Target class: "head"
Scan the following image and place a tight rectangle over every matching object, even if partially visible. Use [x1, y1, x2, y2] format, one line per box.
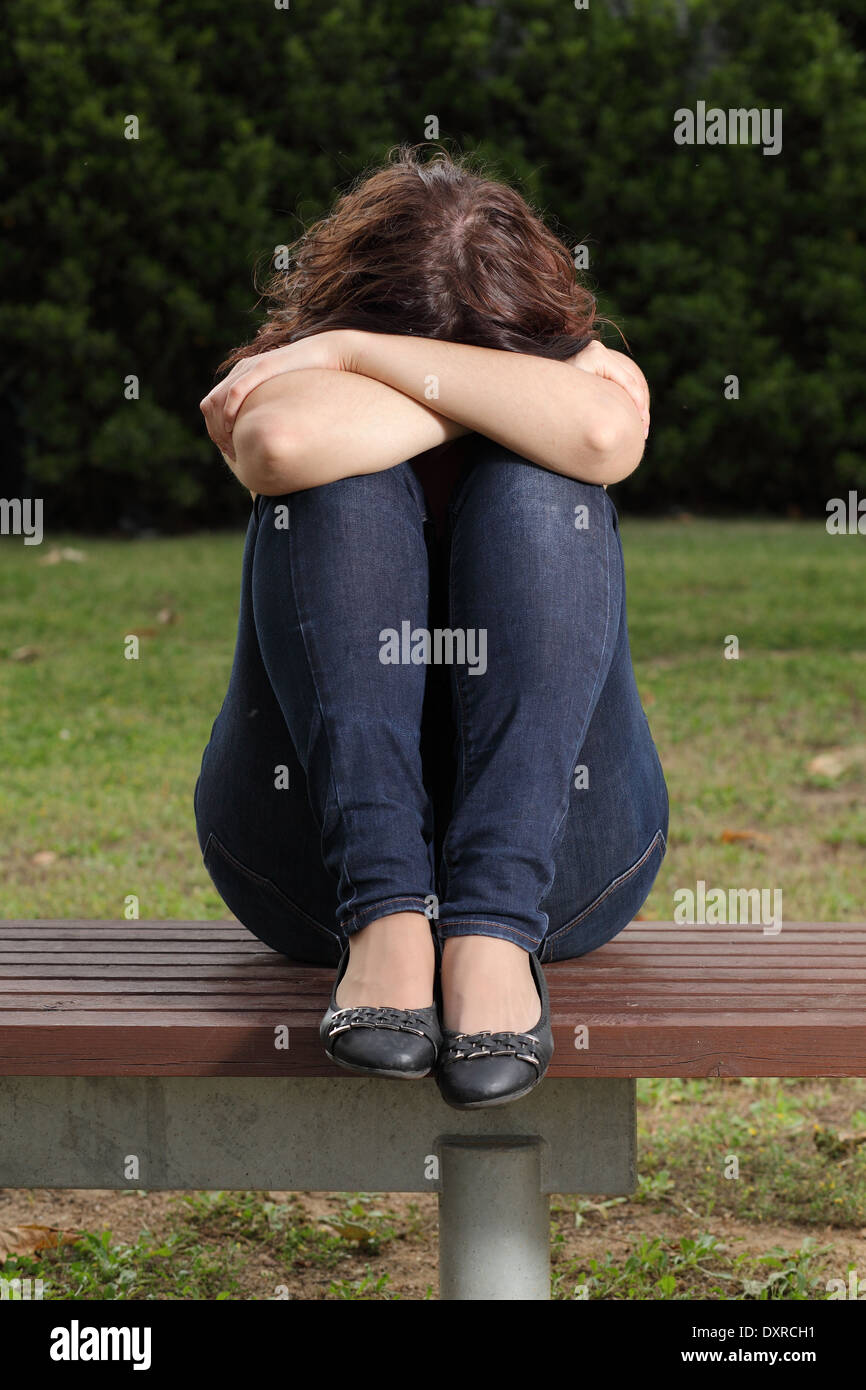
[219, 143, 602, 373]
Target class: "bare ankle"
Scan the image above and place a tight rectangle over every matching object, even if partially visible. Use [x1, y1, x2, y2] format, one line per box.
[440, 933, 538, 1034]
[337, 910, 435, 1010]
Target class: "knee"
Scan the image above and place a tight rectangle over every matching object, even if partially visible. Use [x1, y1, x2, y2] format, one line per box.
[260, 461, 423, 522]
[456, 447, 609, 537]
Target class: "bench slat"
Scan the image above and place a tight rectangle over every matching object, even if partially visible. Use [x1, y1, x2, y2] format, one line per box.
[1, 981, 862, 1001]
[0, 920, 864, 1078]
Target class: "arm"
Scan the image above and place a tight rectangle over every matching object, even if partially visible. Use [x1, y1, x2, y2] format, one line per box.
[230, 368, 471, 495]
[202, 328, 649, 493]
[343, 331, 647, 486]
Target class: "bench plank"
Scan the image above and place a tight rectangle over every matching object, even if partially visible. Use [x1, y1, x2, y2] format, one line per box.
[1, 920, 864, 1078]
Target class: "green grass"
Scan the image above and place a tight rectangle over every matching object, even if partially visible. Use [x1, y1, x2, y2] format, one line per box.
[551, 1233, 831, 1301]
[636, 1075, 866, 1227]
[1, 1181, 849, 1301]
[623, 518, 866, 921]
[0, 518, 863, 918]
[0, 531, 243, 917]
[0, 1190, 423, 1301]
[1, 518, 864, 1300]
[0, 1183, 847, 1301]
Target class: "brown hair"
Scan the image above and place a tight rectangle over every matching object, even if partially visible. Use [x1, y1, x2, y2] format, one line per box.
[217, 143, 602, 375]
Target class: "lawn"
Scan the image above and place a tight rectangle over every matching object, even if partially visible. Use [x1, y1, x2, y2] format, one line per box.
[1, 517, 863, 920]
[0, 516, 864, 1299]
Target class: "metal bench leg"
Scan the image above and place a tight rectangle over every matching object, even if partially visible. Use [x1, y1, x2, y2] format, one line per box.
[438, 1137, 549, 1300]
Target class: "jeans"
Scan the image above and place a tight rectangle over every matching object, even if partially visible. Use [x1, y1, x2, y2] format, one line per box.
[193, 436, 669, 968]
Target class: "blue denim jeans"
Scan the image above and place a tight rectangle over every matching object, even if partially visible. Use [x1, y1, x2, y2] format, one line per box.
[194, 437, 668, 967]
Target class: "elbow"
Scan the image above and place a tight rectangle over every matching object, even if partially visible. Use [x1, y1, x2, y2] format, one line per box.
[232, 415, 304, 495]
[585, 412, 646, 485]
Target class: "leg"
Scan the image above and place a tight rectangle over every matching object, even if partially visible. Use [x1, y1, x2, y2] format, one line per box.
[435, 442, 666, 1029]
[251, 464, 441, 1007]
[538, 511, 669, 961]
[194, 500, 344, 965]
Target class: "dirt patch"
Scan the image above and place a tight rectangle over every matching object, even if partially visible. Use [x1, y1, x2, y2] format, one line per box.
[2, 1186, 862, 1300]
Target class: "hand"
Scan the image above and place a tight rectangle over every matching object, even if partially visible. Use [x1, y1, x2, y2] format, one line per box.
[200, 329, 355, 461]
[569, 341, 650, 438]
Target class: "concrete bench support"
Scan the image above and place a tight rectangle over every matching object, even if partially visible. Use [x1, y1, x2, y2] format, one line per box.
[439, 1137, 549, 1300]
[0, 1076, 635, 1300]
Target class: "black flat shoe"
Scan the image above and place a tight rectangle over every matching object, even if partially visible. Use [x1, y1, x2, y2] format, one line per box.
[435, 949, 554, 1108]
[319, 932, 443, 1079]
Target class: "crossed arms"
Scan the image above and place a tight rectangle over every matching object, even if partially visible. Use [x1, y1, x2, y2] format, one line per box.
[200, 328, 650, 495]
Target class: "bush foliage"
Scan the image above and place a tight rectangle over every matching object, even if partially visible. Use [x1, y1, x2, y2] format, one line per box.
[2, 0, 864, 526]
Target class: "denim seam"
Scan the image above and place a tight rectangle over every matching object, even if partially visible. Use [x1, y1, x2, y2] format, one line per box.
[203, 829, 338, 941]
[342, 894, 432, 932]
[534, 495, 616, 919]
[450, 524, 473, 799]
[282, 495, 359, 916]
[401, 459, 431, 523]
[436, 917, 541, 947]
[439, 519, 471, 898]
[543, 828, 666, 945]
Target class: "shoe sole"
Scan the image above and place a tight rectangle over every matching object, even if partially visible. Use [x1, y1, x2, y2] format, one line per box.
[436, 1066, 550, 1109]
[325, 1049, 433, 1080]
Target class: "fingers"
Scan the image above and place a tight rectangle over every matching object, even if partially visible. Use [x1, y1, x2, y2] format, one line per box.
[199, 360, 254, 459]
[607, 364, 648, 432]
[573, 343, 651, 437]
[201, 351, 288, 450]
[605, 354, 650, 437]
[199, 390, 233, 460]
[223, 362, 266, 432]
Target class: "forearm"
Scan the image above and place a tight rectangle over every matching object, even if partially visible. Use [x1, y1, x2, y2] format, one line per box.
[345, 330, 645, 485]
[230, 368, 470, 494]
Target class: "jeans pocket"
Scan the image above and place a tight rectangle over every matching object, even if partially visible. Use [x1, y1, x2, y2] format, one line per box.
[202, 830, 342, 966]
[539, 828, 667, 963]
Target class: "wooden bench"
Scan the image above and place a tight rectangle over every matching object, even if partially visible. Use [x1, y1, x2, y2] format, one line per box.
[1, 919, 864, 1300]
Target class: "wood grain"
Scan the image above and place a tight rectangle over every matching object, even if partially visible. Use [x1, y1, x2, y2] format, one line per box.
[0, 920, 864, 1078]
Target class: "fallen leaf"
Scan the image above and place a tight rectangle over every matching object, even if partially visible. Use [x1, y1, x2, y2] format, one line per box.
[10, 646, 41, 663]
[31, 851, 57, 866]
[807, 746, 866, 779]
[0, 1224, 80, 1263]
[814, 1128, 866, 1159]
[320, 1220, 374, 1242]
[37, 546, 85, 566]
[720, 829, 772, 846]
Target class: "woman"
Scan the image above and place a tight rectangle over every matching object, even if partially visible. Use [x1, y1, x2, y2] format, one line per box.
[195, 144, 668, 1109]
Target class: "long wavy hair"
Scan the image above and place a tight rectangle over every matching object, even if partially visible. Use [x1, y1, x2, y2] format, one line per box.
[217, 143, 603, 375]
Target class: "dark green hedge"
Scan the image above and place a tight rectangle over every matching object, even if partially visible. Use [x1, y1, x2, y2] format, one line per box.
[2, 0, 864, 527]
